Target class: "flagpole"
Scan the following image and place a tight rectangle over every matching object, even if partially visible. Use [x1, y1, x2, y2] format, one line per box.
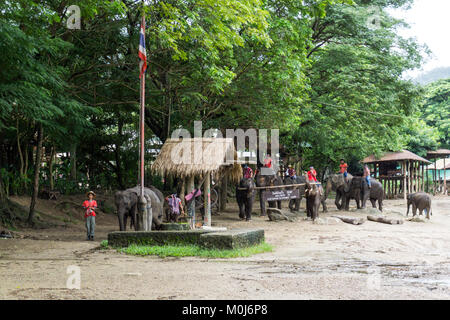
[138, 13, 147, 230]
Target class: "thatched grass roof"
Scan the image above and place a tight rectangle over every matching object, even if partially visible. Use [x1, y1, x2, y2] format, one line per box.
[362, 150, 431, 164]
[151, 138, 242, 183]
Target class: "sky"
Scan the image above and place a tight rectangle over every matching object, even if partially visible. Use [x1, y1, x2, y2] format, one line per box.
[387, 0, 450, 78]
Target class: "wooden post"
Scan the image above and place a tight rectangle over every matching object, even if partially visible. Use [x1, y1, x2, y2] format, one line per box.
[403, 160, 407, 202]
[444, 157, 447, 195]
[434, 158, 437, 195]
[421, 162, 424, 192]
[442, 157, 447, 195]
[187, 175, 195, 228]
[204, 172, 211, 227]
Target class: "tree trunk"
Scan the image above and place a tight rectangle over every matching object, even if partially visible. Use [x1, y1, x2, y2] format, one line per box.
[70, 143, 77, 181]
[219, 174, 228, 211]
[114, 117, 125, 189]
[49, 145, 56, 190]
[28, 123, 43, 225]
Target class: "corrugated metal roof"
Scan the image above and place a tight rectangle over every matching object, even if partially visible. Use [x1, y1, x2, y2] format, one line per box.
[362, 150, 431, 164]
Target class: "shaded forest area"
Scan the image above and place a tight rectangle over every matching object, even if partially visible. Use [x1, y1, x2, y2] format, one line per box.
[0, 0, 448, 225]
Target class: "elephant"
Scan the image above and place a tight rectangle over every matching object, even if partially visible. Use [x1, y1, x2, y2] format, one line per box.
[341, 176, 363, 211]
[114, 186, 164, 231]
[236, 178, 256, 221]
[306, 182, 321, 221]
[407, 192, 432, 219]
[361, 178, 384, 212]
[323, 173, 353, 211]
[255, 171, 284, 216]
[283, 175, 306, 212]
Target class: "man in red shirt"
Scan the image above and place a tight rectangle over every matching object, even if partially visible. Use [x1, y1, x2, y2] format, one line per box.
[307, 166, 318, 182]
[339, 159, 349, 181]
[82, 191, 97, 241]
[263, 154, 272, 168]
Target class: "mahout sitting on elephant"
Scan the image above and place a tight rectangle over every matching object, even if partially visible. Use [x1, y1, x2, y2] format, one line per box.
[407, 192, 432, 219]
[236, 177, 256, 221]
[114, 185, 164, 231]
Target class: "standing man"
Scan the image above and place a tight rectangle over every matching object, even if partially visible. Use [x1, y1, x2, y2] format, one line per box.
[339, 159, 348, 177]
[82, 191, 97, 241]
[363, 164, 372, 189]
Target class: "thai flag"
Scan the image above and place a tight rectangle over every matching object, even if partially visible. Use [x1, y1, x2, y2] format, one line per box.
[139, 16, 147, 79]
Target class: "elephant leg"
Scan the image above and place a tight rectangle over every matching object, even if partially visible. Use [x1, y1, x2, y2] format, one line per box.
[370, 199, 376, 208]
[413, 204, 417, 217]
[123, 214, 128, 231]
[238, 197, 245, 219]
[378, 199, 383, 212]
[246, 198, 253, 220]
[277, 200, 282, 210]
[259, 191, 266, 216]
[295, 198, 300, 211]
[335, 192, 341, 210]
[288, 199, 294, 211]
[128, 212, 134, 230]
[118, 215, 125, 231]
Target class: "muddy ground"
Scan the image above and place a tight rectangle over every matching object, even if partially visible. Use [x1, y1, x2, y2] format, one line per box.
[0, 193, 449, 300]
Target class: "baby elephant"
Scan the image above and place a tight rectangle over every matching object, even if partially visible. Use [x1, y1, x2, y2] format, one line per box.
[407, 192, 432, 219]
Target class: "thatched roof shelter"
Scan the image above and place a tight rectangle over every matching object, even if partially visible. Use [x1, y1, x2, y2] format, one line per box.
[151, 138, 242, 183]
[426, 149, 450, 159]
[362, 150, 431, 164]
[361, 150, 431, 200]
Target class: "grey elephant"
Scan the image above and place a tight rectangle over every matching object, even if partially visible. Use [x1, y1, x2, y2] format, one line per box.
[236, 178, 256, 221]
[341, 176, 363, 211]
[255, 171, 284, 216]
[407, 192, 432, 219]
[361, 178, 384, 212]
[306, 182, 321, 220]
[114, 186, 164, 231]
[283, 175, 306, 212]
[324, 173, 353, 210]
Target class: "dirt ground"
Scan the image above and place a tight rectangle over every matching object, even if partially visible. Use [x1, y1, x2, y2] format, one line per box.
[1, 193, 450, 300]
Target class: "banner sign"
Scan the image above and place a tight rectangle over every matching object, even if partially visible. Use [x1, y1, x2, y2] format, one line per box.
[262, 189, 300, 202]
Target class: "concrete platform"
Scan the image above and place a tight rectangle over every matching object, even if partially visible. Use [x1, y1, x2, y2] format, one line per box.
[107, 228, 264, 249]
[160, 223, 190, 231]
[199, 229, 265, 249]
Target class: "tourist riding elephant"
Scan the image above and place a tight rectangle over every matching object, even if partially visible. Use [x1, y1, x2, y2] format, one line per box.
[255, 171, 283, 216]
[361, 178, 384, 212]
[306, 182, 321, 221]
[407, 192, 432, 219]
[114, 186, 164, 231]
[324, 173, 353, 210]
[236, 178, 256, 221]
[284, 175, 307, 212]
[341, 176, 363, 211]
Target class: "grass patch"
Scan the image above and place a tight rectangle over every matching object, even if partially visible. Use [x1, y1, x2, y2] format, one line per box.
[100, 240, 109, 249]
[116, 242, 273, 259]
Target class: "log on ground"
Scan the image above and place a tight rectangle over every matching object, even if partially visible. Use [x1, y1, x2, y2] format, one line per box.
[332, 216, 366, 225]
[367, 215, 404, 225]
